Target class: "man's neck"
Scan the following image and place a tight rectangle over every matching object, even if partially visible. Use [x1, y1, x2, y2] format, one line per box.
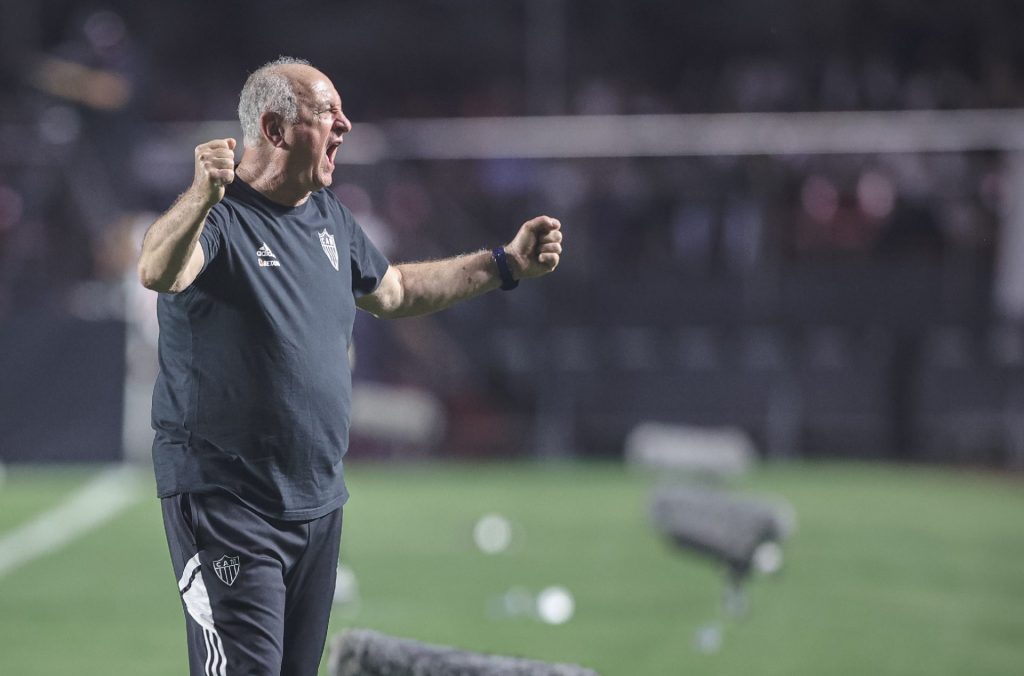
[236, 152, 311, 207]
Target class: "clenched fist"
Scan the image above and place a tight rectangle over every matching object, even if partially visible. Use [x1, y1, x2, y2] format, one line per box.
[193, 138, 237, 206]
[506, 215, 563, 279]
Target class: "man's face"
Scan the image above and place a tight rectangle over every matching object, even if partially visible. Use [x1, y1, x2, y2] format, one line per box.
[282, 68, 351, 192]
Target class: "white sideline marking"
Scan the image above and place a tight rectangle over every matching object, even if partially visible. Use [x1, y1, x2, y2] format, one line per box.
[0, 465, 144, 579]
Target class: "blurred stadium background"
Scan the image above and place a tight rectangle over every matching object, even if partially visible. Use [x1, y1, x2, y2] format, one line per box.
[1, 1, 1023, 674]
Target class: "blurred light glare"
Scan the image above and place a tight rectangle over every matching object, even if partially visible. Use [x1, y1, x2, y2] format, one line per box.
[857, 170, 896, 219]
[473, 513, 512, 554]
[536, 586, 575, 625]
[801, 174, 839, 223]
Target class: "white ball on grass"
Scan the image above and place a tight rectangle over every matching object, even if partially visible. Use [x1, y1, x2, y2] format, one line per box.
[473, 513, 513, 554]
[536, 586, 575, 625]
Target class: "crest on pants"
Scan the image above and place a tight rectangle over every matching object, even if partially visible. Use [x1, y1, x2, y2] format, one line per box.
[319, 229, 339, 271]
[212, 555, 240, 586]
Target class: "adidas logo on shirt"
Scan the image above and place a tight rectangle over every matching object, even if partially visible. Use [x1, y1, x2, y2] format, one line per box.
[257, 242, 281, 268]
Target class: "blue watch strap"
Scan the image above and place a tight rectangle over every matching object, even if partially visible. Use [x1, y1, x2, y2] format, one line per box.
[491, 247, 519, 291]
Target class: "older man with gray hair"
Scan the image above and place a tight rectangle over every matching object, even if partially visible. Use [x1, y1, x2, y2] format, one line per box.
[138, 56, 563, 675]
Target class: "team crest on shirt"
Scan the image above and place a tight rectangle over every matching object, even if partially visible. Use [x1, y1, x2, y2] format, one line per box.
[212, 555, 240, 586]
[318, 229, 339, 271]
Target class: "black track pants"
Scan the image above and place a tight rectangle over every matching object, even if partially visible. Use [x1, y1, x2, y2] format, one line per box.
[161, 491, 343, 676]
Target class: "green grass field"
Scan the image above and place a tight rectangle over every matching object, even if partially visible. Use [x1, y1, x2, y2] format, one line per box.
[0, 461, 1021, 675]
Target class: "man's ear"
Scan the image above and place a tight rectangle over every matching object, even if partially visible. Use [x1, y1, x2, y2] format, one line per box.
[260, 112, 286, 147]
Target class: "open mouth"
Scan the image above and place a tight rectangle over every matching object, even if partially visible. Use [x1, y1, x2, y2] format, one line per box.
[326, 140, 342, 166]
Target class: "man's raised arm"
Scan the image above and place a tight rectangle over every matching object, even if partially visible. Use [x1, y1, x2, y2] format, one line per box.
[137, 138, 236, 293]
[357, 215, 563, 319]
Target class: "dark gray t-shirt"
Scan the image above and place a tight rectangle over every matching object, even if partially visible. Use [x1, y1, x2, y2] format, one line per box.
[151, 178, 389, 520]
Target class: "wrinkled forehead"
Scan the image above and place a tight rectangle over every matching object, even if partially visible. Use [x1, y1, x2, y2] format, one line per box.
[282, 65, 341, 108]
[307, 79, 341, 107]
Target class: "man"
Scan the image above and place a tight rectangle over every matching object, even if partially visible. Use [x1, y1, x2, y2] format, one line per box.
[137, 56, 562, 676]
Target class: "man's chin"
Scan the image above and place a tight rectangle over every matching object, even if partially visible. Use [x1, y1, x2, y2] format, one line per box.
[312, 172, 334, 191]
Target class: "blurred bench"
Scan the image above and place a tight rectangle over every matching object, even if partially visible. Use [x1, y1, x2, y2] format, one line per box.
[329, 629, 599, 676]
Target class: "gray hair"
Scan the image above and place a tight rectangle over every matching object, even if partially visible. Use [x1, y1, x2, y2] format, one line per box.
[237, 56, 312, 147]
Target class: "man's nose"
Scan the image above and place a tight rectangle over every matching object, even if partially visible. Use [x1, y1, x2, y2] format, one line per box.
[335, 113, 352, 134]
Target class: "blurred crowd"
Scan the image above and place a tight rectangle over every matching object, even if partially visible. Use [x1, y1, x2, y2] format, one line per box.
[1, 0, 1021, 459]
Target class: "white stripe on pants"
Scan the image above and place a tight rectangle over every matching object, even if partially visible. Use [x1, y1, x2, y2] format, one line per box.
[179, 553, 228, 675]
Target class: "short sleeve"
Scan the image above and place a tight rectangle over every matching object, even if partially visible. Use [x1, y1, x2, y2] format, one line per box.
[344, 209, 390, 297]
[197, 204, 228, 274]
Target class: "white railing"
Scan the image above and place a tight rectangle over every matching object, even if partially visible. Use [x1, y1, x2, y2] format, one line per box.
[161, 108, 1024, 162]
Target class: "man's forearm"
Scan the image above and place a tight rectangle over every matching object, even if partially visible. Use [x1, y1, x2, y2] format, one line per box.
[385, 250, 503, 318]
[137, 188, 212, 292]
[139, 138, 236, 293]
[359, 215, 561, 319]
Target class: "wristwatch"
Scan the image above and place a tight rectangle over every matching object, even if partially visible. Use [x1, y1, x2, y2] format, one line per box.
[491, 247, 519, 291]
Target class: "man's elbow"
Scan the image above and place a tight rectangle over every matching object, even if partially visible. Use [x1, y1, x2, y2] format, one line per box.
[138, 261, 162, 291]
[363, 267, 407, 319]
[138, 261, 181, 294]
[358, 295, 402, 320]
